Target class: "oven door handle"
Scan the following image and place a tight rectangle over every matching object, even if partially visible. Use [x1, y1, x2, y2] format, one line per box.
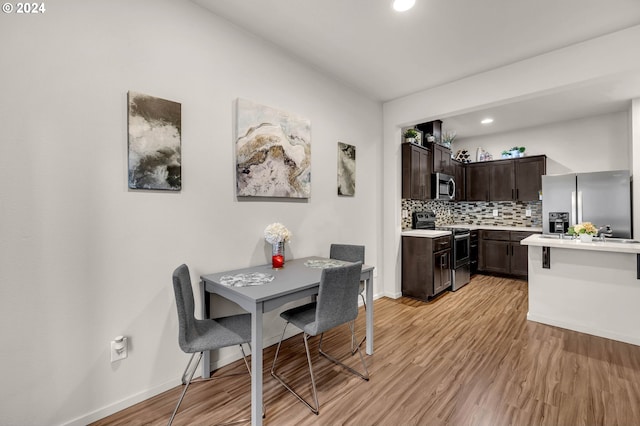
[454, 233, 471, 240]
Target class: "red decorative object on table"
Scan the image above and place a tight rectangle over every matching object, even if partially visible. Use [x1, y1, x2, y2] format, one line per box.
[272, 254, 284, 269]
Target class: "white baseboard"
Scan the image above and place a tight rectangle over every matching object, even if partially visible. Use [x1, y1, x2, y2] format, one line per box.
[63, 378, 181, 426]
[527, 312, 640, 347]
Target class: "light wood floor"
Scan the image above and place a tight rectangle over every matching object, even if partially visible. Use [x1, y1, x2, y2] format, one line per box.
[92, 274, 640, 425]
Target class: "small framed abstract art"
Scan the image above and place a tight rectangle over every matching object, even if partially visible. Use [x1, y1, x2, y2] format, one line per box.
[235, 98, 311, 198]
[337, 142, 355, 196]
[127, 91, 182, 190]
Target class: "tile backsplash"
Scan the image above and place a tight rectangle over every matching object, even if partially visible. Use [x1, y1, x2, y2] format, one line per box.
[401, 199, 542, 229]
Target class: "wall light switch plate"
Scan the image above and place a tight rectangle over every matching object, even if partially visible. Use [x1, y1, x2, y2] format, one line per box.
[526, 208, 532, 217]
[493, 209, 499, 217]
[402, 210, 409, 219]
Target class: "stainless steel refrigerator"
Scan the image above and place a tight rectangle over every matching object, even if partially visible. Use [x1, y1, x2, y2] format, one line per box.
[542, 170, 632, 238]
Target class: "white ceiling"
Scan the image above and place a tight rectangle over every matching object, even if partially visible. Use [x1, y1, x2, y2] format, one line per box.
[193, 0, 640, 138]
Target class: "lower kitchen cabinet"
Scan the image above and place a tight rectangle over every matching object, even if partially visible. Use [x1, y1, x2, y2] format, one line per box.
[470, 230, 479, 274]
[479, 230, 540, 276]
[402, 235, 452, 301]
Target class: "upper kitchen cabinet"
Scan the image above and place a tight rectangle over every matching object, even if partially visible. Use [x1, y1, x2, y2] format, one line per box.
[466, 162, 491, 201]
[465, 155, 546, 202]
[514, 155, 546, 201]
[402, 143, 432, 200]
[491, 160, 516, 200]
[431, 143, 453, 175]
[452, 159, 465, 200]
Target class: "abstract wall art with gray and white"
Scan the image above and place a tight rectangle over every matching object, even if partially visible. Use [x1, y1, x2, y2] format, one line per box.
[127, 91, 181, 190]
[337, 142, 356, 196]
[236, 98, 311, 198]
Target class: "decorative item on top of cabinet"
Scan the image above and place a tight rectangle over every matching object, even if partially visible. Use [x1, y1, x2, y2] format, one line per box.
[416, 120, 442, 145]
[454, 149, 471, 163]
[403, 128, 419, 144]
[441, 131, 456, 149]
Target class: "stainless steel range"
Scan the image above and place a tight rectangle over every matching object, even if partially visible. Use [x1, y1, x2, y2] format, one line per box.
[412, 211, 471, 291]
[435, 226, 471, 291]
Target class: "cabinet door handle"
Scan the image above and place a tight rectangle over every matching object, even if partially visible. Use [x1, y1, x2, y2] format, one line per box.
[516, 188, 519, 199]
[512, 188, 515, 199]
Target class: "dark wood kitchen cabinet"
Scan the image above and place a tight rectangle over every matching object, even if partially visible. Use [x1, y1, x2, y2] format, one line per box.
[431, 143, 452, 175]
[453, 159, 465, 200]
[402, 143, 431, 200]
[467, 160, 514, 201]
[491, 161, 516, 201]
[465, 155, 546, 202]
[402, 235, 451, 301]
[509, 231, 535, 276]
[469, 230, 479, 274]
[466, 162, 491, 201]
[514, 155, 546, 201]
[479, 230, 540, 276]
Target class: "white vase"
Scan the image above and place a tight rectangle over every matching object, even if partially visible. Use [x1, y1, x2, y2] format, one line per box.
[579, 234, 593, 242]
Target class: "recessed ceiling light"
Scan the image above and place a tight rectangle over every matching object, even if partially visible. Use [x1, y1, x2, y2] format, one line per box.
[393, 0, 415, 12]
[481, 118, 494, 124]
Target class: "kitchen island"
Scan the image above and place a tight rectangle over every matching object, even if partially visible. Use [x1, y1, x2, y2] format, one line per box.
[521, 234, 640, 346]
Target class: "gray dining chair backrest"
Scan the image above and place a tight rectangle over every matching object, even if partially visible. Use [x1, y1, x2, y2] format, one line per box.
[329, 244, 365, 264]
[173, 264, 196, 353]
[306, 262, 362, 336]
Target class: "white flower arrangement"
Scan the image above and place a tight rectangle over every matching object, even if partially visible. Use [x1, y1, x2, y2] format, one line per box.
[568, 222, 598, 236]
[264, 222, 291, 244]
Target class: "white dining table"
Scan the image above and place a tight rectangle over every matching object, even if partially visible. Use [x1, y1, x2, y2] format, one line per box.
[200, 256, 375, 426]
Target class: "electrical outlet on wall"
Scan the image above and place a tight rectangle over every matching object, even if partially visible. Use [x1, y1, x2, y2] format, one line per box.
[110, 336, 128, 363]
[526, 208, 532, 217]
[493, 209, 499, 217]
[402, 209, 409, 219]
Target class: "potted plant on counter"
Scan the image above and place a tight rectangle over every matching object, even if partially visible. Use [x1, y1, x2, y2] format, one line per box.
[568, 222, 598, 242]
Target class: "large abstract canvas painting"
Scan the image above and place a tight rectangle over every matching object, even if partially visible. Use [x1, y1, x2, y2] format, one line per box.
[337, 142, 356, 196]
[128, 91, 181, 190]
[236, 98, 311, 198]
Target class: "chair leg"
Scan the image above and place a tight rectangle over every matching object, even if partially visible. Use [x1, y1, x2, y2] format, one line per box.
[169, 352, 202, 426]
[271, 324, 320, 415]
[169, 346, 256, 426]
[350, 294, 367, 355]
[319, 324, 369, 382]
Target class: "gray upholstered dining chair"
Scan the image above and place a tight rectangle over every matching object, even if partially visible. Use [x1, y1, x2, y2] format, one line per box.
[270, 262, 369, 415]
[169, 264, 253, 426]
[329, 243, 366, 351]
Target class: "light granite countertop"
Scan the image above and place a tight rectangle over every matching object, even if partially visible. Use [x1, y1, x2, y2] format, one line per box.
[522, 234, 640, 254]
[447, 224, 542, 232]
[402, 224, 542, 234]
[401, 229, 451, 238]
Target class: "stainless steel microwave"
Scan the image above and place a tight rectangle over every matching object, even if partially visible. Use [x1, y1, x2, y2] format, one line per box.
[433, 172, 456, 200]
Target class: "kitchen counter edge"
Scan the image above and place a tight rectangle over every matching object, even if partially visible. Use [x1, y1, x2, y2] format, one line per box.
[521, 234, 640, 254]
[401, 230, 451, 238]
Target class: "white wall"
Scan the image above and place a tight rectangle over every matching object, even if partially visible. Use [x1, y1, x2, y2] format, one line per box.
[452, 110, 631, 174]
[0, 1, 382, 424]
[382, 25, 640, 299]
